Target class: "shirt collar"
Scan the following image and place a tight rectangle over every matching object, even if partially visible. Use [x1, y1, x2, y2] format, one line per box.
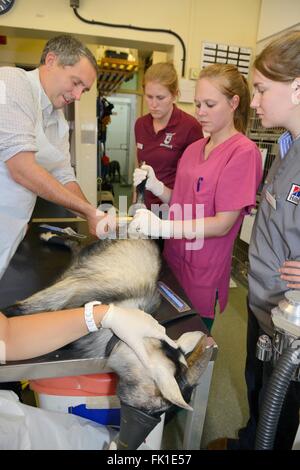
[277, 131, 300, 159]
[167, 104, 180, 128]
[28, 68, 68, 137]
[147, 104, 180, 132]
[30, 68, 54, 116]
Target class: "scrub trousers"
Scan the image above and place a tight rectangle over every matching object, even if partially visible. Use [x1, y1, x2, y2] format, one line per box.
[237, 302, 300, 450]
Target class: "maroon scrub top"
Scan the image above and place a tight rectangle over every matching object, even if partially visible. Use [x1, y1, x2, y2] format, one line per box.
[135, 105, 203, 209]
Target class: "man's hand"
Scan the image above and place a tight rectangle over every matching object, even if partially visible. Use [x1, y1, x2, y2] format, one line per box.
[133, 164, 164, 197]
[94, 207, 118, 238]
[101, 304, 178, 368]
[85, 207, 108, 237]
[279, 260, 300, 289]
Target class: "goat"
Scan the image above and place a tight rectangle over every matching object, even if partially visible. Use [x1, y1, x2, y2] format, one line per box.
[4, 237, 213, 448]
[4, 216, 213, 449]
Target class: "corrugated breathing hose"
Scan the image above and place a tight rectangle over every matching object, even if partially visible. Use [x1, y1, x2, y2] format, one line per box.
[255, 345, 300, 449]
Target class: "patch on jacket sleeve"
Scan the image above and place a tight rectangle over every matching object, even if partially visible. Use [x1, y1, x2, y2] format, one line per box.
[286, 183, 300, 205]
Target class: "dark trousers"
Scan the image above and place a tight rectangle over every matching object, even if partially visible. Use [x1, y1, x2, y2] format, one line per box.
[237, 302, 300, 449]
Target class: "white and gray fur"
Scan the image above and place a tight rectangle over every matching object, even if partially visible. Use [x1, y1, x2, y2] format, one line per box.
[5, 238, 213, 414]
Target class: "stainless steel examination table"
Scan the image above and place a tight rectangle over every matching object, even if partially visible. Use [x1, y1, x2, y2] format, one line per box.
[0, 219, 217, 450]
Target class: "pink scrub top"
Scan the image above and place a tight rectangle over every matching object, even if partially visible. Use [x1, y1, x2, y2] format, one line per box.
[163, 133, 262, 318]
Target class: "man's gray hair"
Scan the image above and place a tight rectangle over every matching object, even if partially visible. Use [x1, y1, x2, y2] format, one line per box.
[40, 35, 98, 73]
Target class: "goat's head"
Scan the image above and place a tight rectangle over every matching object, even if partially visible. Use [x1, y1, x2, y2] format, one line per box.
[107, 331, 215, 449]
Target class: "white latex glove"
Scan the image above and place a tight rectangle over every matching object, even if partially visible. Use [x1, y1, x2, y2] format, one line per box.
[133, 164, 164, 197]
[101, 304, 178, 368]
[128, 208, 174, 239]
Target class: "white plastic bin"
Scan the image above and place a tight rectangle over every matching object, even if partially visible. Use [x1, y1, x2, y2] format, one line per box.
[30, 373, 164, 450]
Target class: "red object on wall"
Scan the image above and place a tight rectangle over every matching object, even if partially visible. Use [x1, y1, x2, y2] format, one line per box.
[0, 36, 7, 45]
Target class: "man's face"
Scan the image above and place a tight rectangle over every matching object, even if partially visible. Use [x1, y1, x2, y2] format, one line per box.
[43, 53, 97, 109]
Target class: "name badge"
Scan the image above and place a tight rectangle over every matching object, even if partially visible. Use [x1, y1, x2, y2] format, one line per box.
[266, 190, 277, 210]
[137, 142, 143, 150]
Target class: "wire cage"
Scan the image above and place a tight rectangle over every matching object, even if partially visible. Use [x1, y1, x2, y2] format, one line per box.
[248, 110, 285, 188]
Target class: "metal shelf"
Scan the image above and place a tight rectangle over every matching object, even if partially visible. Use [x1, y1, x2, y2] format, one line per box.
[97, 57, 138, 95]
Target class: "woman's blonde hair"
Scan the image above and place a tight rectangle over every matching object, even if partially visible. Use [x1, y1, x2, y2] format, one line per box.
[143, 62, 179, 96]
[254, 30, 300, 82]
[199, 63, 250, 134]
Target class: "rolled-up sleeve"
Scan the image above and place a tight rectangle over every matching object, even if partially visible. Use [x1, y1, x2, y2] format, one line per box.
[0, 68, 38, 162]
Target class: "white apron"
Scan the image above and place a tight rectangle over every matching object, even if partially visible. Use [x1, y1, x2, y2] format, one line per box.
[0, 70, 69, 280]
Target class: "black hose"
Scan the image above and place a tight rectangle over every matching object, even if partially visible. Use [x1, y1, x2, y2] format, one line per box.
[255, 346, 300, 450]
[72, 7, 186, 77]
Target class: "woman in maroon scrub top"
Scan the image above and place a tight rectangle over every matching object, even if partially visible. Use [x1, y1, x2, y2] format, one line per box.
[134, 62, 203, 211]
[131, 64, 262, 330]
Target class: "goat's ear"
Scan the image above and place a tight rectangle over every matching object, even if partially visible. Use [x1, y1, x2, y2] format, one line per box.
[152, 366, 192, 411]
[176, 331, 205, 355]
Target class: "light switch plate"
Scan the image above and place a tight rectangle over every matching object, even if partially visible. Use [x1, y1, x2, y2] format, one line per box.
[189, 68, 201, 80]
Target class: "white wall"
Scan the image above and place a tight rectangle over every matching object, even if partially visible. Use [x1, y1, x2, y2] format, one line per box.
[0, 0, 262, 203]
[0, 37, 45, 65]
[0, 0, 261, 83]
[257, 0, 300, 43]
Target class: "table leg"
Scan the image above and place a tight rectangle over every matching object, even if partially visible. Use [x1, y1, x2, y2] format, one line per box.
[182, 361, 214, 450]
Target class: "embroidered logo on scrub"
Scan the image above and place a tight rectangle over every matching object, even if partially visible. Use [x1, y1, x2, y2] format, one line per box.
[286, 183, 300, 205]
[160, 132, 175, 149]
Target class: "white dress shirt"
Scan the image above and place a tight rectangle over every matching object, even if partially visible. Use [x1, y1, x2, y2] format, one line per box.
[0, 67, 76, 279]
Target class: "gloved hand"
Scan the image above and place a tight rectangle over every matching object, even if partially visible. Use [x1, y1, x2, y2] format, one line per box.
[101, 304, 178, 367]
[128, 208, 174, 239]
[133, 164, 164, 197]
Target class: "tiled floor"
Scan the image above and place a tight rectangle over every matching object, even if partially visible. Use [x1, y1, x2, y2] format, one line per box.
[200, 280, 249, 449]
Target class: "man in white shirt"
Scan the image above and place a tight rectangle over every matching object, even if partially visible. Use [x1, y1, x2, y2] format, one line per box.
[0, 35, 104, 279]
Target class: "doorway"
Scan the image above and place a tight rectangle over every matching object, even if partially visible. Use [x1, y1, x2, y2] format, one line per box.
[105, 94, 137, 185]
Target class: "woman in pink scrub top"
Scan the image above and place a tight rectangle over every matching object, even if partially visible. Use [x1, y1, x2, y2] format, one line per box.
[131, 64, 262, 330]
